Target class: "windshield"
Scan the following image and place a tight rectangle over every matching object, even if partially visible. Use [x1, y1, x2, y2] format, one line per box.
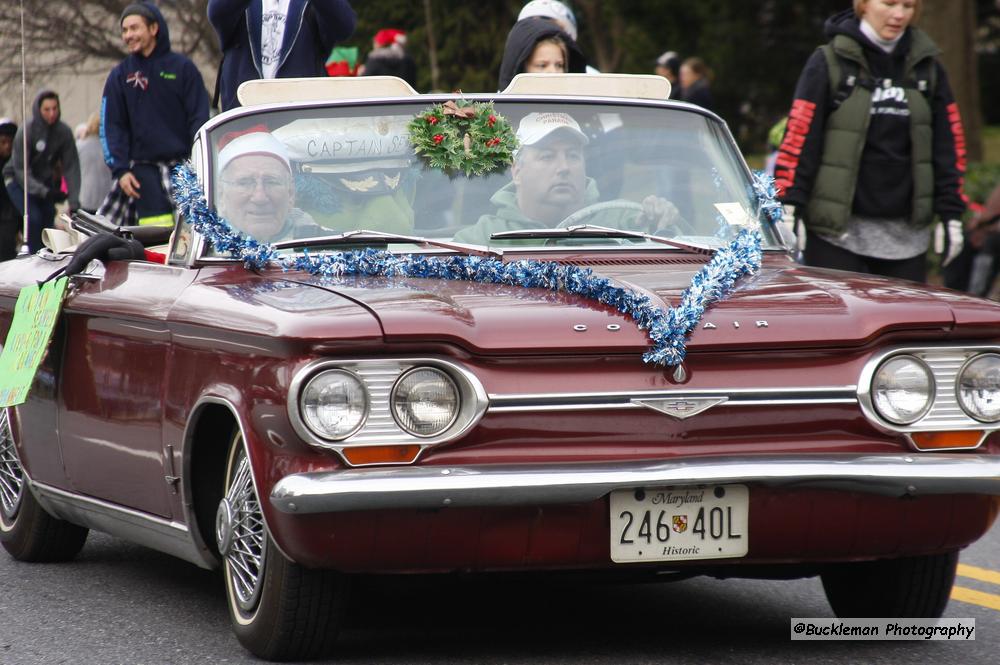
[201, 100, 779, 256]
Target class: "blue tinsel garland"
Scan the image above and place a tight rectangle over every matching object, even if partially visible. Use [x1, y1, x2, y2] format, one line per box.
[171, 163, 774, 367]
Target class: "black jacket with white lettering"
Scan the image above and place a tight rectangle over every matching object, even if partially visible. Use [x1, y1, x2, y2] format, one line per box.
[775, 10, 966, 222]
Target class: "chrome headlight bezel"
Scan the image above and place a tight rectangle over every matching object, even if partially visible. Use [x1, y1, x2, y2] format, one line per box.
[956, 353, 1000, 423]
[869, 354, 935, 425]
[857, 345, 1000, 450]
[288, 358, 489, 459]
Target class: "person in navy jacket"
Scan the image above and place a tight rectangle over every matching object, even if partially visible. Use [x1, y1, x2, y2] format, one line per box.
[208, 0, 357, 112]
[100, 3, 209, 227]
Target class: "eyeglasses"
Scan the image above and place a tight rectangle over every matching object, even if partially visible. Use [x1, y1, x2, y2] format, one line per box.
[221, 174, 290, 196]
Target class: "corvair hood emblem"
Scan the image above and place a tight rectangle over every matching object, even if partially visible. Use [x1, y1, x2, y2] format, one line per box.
[702, 320, 769, 329]
[631, 396, 728, 419]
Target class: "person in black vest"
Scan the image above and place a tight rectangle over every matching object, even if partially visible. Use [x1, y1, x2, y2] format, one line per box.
[775, 0, 966, 283]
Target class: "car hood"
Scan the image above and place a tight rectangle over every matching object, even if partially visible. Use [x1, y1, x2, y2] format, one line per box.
[279, 255, 1000, 355]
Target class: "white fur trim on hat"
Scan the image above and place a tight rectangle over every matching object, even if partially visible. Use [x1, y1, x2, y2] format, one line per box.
[218, 132, 291, 173]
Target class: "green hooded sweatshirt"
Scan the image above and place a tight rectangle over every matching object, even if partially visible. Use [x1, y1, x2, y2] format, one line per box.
[453, 179, 649, 246]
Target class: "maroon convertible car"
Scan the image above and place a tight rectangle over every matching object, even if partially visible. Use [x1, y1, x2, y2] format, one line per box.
[2, 75, 998, 660]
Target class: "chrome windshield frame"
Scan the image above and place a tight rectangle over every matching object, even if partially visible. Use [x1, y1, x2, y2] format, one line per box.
[187, 94, 778, 266]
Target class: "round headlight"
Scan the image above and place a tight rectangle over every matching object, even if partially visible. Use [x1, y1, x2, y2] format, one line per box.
[957, 353, 1000, 422]
[871, 355, 934, 425]
[391, 367, 459, 437]
[300, 370, 368, 440]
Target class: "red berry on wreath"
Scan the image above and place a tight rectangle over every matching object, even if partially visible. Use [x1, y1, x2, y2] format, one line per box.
[426, 115, 439, 125]
[433, 134, 445, 144]
[488, 115, 497, 127]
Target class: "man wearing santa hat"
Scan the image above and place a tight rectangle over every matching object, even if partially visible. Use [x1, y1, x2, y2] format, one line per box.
[215, 130, 319, 243]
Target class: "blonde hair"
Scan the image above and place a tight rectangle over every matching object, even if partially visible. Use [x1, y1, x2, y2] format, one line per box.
[85, 111, 101, 138]
[854, 0, 922, 22]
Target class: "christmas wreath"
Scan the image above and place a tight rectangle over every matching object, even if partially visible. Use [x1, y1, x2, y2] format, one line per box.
[407, 100, 518, 176]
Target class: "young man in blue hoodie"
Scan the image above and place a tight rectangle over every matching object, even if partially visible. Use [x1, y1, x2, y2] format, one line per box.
[100, 2, 209, 227]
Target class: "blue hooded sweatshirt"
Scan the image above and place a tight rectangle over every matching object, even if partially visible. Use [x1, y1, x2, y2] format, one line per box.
[100, 3, 210, 179]
[208, 0, 357, 111]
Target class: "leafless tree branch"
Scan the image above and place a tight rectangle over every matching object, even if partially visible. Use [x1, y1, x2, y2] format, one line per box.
[0, 1, 219, 90]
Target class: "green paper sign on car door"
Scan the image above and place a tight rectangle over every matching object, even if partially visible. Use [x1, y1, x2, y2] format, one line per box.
[0, 277, 68, 407]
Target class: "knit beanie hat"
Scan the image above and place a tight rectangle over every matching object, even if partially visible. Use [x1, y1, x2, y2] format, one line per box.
[120, 3, 157, 26]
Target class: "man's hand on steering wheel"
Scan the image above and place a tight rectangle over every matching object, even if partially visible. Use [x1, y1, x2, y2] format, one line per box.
[638, 195, 682, 233]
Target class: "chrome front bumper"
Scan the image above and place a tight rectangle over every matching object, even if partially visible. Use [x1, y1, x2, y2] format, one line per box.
[269, 453, 1000, 514]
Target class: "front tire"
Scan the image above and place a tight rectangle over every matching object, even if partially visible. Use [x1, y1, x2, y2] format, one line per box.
[0, 408, 89, 562]
[218, 431, 348, 661]
[821, 551, 959, 618]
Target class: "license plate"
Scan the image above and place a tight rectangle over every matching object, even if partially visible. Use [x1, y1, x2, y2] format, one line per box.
[610, 484, 749, 563]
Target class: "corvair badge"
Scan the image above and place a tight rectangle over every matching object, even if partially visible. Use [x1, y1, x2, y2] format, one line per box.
[631, 396, 728, 419]
[703, 320, 769, 329]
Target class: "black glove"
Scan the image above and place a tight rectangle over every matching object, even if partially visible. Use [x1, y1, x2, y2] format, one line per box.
[41, 233, 145, 283]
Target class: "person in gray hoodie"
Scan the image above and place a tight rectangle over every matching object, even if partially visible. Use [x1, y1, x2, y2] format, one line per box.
[76, 112, 112, 214]
[2, 90, 80, 253]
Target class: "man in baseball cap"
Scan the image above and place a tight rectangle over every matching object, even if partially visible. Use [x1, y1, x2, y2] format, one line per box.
[510, 112, 590, 225]
[453, 111, 681, 245]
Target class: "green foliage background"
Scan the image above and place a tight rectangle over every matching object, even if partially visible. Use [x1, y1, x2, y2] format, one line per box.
[347, 0, 846, 151]
[347, 1, 998, 159]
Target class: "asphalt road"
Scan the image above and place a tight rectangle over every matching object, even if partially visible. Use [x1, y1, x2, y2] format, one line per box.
[1, 522, 997, 664]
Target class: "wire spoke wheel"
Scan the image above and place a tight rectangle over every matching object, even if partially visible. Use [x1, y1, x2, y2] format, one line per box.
[218, 429, 349, 660]
[0, 408, 88, 560]
[219, 439, 267, 615]
[0, 409, 25, 524]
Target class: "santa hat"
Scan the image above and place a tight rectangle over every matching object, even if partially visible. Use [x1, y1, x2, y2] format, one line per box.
[217, 127, 290, 173]
[373, 29, 406, 48]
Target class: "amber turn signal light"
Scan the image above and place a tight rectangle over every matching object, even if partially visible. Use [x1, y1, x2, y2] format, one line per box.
[910, 431, 984, 450]
[342, 444, 422, 466]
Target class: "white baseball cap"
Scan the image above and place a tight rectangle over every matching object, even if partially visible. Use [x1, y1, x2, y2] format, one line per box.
[218, 131, 291, 173]
[516, 112, 589, 148]
[518, 0, 578, 41]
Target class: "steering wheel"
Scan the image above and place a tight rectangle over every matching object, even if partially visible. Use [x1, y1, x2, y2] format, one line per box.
[556, 200, 644, 228]
[555, 199, 697, 238]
